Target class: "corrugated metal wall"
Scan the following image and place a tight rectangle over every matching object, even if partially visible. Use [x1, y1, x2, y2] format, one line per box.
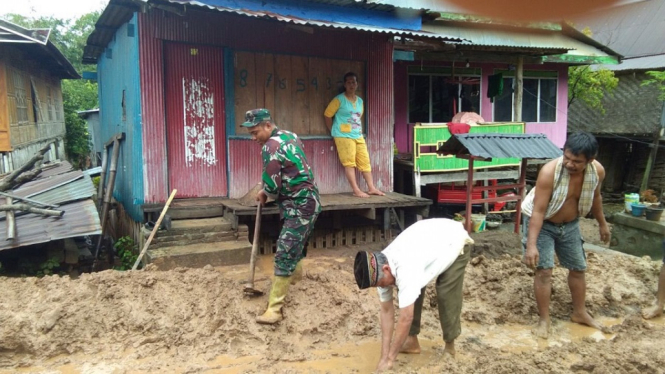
[97, 15, 144, 221]
[139, 9, 395, 201]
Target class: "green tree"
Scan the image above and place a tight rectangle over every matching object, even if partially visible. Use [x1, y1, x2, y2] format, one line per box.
[642, 71, 665, 101]
[566, 27, 619, 114]
[2, 11, 101, 168]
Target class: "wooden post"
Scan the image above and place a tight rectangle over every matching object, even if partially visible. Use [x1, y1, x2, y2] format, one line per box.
[97, 144, 108, 202]
[514, 56, 524, 122]
[640, 133, 660, 192]
[133, 189, 178, 270]
[465, 159, 474, 233]
[95, 138, 121, 260]
[414, 168, 422, 198]
[6, 197, 15, 241]
[515, 158, 528, 234]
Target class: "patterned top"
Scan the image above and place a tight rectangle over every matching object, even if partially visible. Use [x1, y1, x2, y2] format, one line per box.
[324, 93, 364, 139]
[262, 127, 321, 218]
[522, 156, 598, 219]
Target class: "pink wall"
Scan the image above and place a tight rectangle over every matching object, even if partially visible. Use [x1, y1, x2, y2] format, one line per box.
[393, 60, 569, 153]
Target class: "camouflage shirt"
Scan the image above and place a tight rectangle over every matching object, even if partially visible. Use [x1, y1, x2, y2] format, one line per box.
[262, 127, 321, 218]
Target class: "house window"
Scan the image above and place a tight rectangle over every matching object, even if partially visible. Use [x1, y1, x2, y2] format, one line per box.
[493, 72, 558, 123]
[10, 69, 29, 123]
[47, 86, 54, 121]
[408, 73, 481, 123]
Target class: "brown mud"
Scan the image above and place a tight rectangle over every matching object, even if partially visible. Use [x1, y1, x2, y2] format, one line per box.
[1, 218, 664, 373]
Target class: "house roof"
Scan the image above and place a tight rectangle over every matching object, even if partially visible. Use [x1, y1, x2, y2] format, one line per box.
[594, 54, 665, 72]
[568, 71, 665, 135]
[0, 162, 101, 251]
[83, 0, 466, 64]
[571, 0, 665, 60]
[437, 133, 562, 161]
[0, 19, 80, 79]
[422, 19, 621, 64]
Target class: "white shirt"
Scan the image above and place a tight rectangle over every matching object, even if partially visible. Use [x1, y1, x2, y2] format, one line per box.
[377, 218, 474, 309]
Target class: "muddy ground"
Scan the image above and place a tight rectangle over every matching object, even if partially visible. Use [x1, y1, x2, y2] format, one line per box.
[1, 217, 664, 373]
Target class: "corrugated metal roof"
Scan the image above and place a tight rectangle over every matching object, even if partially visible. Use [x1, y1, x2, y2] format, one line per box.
[161, 0, 464, 40]
[437, 133, 562, 160]
[0, 200, 101, 250]
[594, 54, 665, 71]
[37, 161, 74, 179]
[571, 0, 665, 59]
[12, 170, 85, 199]
[0, 19, 80, 79]
[568, 71, 664, 135]
[18, 174, 96, 206]
[423, 22, 619, 63]
[0, 165, 101, 251]
[83, 0, 465, 63]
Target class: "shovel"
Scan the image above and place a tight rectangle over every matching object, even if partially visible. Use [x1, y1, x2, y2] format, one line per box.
[243, 203, 264, 296]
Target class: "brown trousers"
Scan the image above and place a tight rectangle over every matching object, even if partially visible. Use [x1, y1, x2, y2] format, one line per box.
[409, 245, 471, 342]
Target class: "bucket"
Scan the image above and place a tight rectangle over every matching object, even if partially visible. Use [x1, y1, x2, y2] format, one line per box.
[645, 206, 664, 222]
[631, 203, 646, 217]
[471, 214, 486, 233]
[625, 193, 639, 213]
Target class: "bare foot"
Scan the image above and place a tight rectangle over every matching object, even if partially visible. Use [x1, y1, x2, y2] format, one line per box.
[642, 304, 664, 320]
[443, 341, 455, 358]
[531, 319, 551, 339]
[367, 188, 385, 196]
[400, 336, 421, 354]
[353, 190, 370, 198]
[571, 311, 611, 333]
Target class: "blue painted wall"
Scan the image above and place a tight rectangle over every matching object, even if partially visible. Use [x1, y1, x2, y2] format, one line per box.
[196, 0, 422, 30]
[97, 14, 144, 222]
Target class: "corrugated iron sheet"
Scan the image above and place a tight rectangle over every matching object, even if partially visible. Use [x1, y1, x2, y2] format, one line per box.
[161, 0, 462, 41]
[12, 170, 84, 199]
[19, 174, 95, 206]
[438, 133, 562, 160]
[84, 0, 465, 63]
[0, 199, 101, 250]
[571, 0, 665, 59]
[595, 54, 665, 71]
[37, 161, 73, 179]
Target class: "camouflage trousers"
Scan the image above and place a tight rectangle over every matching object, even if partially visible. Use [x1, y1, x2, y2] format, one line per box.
[274, 214, 319, 276]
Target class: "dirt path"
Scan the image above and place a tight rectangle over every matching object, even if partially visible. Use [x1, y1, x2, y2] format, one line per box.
[1, 223, 664, 373]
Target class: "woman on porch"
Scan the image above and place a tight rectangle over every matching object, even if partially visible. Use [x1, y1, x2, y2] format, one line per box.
[324, 72, 385, 198]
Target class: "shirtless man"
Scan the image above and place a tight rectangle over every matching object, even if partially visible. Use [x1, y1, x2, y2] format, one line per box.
[522, 132, 610, 338]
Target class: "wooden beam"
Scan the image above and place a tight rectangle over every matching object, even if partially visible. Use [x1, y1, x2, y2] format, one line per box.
[419, 170, 520, 185]
[514, 56, 524, 122]
[356, 208, 376, 221]
[640, 133, 660, 192]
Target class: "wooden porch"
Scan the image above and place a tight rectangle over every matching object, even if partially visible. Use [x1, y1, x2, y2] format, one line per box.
[143, 192, 431, 254]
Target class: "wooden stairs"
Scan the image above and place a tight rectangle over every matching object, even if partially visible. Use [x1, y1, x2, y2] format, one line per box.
[144, 217, 252, 270]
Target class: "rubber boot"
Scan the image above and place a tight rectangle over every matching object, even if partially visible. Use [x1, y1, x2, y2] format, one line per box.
[291, 262, 303, 285]
[256, 275, 291, 325]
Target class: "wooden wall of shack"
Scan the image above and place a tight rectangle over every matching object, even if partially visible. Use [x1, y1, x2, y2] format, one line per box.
[0, 45, 66, 173]
[595, 137, 665, 194]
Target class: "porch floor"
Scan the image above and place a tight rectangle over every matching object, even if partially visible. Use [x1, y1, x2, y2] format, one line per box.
[220, 191, 431, 217]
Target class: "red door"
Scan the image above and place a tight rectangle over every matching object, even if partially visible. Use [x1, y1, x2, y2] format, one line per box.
[164, 43, 227, 197]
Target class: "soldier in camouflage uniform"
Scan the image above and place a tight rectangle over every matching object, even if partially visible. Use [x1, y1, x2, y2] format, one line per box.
[241, 108, 321, 324]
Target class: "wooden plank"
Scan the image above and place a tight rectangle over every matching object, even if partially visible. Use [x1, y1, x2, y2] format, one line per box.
[234, 52, 257, 126]
[309, 57, 329, 135]
[344, 229, 354, 246]
[335, 230, 343, 247]
[274, 54, 292, 132]
[419, 170, 520, 185]
[290, 55, 310, 135]
[356, 208, 376, 220]
[254, 52, 268, 109]
[325, 232, 333, 248]
[0, 61, 9, 151]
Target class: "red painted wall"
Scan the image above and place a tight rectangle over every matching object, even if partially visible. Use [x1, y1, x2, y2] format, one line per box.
[139, 9, 394, 202]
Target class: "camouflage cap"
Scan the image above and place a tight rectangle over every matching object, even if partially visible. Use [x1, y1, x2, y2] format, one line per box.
[240, 108, 272, 127]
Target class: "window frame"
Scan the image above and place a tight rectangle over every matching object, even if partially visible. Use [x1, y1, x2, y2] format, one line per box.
[407, 67, 483, 123]
[491, 70, 559, 123]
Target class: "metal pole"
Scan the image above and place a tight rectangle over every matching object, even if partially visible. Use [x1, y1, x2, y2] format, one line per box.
[515, 159, 528, 234]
